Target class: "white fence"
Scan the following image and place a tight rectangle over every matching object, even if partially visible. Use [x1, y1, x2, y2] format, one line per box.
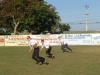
[0, 34, 100, 46]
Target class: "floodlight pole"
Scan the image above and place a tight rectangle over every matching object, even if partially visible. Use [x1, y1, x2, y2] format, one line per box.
[85, 5, 89, 31]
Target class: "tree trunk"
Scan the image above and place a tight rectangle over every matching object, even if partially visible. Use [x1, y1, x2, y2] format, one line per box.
[13, 21, 19, 35]
[12, 16, 19, 35]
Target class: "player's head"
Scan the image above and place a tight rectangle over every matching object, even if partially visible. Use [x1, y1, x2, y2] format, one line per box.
[41, 39, 44, 44]
[27, 36, 31, 40]
[58, 36, 62, 39]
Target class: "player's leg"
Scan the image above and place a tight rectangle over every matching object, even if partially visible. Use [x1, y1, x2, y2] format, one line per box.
[46, 48, 51, 57]
[65, 43, 73, 52]
[32, 49, 39, 63]
[61, 44, 66, 52]
[32, 49, 36, 60]
[47, 46, 55, 58]
[33, 48, 42, 64]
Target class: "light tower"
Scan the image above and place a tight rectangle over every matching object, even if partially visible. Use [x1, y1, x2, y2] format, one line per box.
[85, 5, 89, 31]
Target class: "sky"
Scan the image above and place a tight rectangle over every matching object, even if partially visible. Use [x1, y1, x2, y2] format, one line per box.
[44, 0, 100, 31]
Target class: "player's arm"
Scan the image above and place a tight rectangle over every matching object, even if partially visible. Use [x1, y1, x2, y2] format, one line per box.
[40, 45, 43, 51]
[29, 45, 33, 52]
[28, 41, 33, 52]
[57, 39, 61, 45]
[62, 40, 64, 45]
[60, 38, 64, 45]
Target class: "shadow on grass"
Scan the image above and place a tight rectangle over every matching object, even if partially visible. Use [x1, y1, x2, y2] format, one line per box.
[38, 56, 49, 65]
[63, 50, 74, 53]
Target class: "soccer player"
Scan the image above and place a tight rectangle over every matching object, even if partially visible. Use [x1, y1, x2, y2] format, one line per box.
[58, 36, 73, 53]
[27, 36, 43, 65]
[40, 39, 55, 59]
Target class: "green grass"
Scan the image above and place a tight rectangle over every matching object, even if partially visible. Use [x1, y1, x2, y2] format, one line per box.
[0, 46, 100, 75]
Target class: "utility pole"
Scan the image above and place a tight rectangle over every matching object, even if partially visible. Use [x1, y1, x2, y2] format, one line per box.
[85, 5, 89, 31]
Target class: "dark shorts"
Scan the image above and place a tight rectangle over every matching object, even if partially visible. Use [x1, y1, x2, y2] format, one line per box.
[32, 47, 39, 59]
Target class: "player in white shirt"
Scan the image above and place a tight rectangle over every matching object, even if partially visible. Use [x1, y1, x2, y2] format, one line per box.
[27, 36, 43, 65]
[58, 36, 73, 53]
[40, 39, 55, 59]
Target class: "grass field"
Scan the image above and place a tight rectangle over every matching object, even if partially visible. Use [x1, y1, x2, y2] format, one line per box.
[0, 46, 100, 75]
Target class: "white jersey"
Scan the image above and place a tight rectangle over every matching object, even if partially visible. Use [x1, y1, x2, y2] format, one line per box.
[41, 41, 50, 49]
[58, 38, 67, 45]
[29, 35, 36, 39]
[28, 39, 37, 49]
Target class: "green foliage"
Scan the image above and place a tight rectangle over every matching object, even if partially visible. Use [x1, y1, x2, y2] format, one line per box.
[59, 23, 71, 31]
[0, 0, 70, 34]
[52, 23, 71, 34]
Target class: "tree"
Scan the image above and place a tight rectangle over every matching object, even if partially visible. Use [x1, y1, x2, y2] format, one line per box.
[53, 23, 71, 34]
[0, 0, 70, 34]
[59, 23, 71, 31]
[26, 1, 60, 34]
[0, 0, 26, 34]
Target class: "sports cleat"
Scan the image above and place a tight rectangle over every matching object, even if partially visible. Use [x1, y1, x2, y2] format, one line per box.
[52, 55, 55, 59]
[71, 50, 74, 53]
